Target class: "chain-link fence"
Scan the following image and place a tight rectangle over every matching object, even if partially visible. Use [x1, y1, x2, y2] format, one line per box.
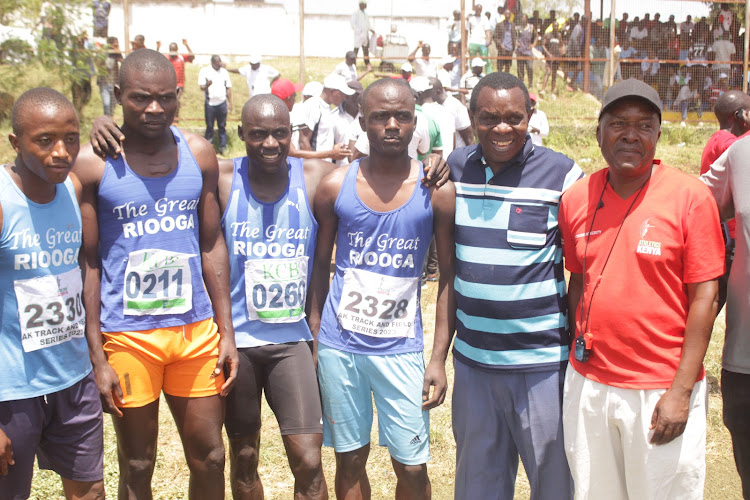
[455, 1, 747, 122]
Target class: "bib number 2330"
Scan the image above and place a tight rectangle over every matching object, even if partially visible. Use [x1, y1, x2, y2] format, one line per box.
[337, 268, 418, 338]
[14, 268, 85, 352]
[123, 249, 194, 316]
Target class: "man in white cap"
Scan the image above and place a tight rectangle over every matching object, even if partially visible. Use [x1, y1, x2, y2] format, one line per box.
[460, 58, 486, 104]
[228, 55, 281, 98]
[430, 77, 474, 148]
[333, 51, 371, 83]
[351, 1, 372, 71]
[437, 57, 461, 94]
[296, 74, 355, 162]
[375, 62, 414, 81]
[302, 81, 323, 101]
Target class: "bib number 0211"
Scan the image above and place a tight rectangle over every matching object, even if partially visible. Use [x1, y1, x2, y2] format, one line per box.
[123, 249, 194, 316]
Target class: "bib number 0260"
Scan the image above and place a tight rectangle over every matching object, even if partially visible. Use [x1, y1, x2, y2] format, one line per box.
[244, 257, 308, 323]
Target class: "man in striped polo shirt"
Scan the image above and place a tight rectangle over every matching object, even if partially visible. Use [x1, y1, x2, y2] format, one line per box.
[447, 72, 583, 500]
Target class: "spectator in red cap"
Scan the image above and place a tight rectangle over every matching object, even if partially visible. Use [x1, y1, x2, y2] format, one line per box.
[271, 77, 304, 111]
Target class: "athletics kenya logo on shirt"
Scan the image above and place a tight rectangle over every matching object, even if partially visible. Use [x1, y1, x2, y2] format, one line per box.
[636, 218, 662, 256]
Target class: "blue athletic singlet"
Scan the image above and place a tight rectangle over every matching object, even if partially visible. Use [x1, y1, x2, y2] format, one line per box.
[97, 126, 213, 332]
[221, 156, 317, 348]
[0, 166, 91, 401]
[318, 159, 433, 355]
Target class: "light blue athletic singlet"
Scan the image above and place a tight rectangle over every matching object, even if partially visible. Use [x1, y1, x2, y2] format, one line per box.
[97, 126, 213, 332]
[318, 159, 433, 355]
[0, 167, 91, 402]
[221, 156, 317, 348]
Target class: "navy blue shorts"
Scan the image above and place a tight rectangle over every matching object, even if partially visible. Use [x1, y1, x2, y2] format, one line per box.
[0, 371, 104, 499]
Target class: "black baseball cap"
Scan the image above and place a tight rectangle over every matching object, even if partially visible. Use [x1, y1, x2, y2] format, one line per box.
[599, 78, 662, 122]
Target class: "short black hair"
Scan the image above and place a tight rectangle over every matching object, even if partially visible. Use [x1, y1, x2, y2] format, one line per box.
[12, 87, 76, 136]
[241, 94, 290, 126]
[469, 72, 530, 114]
[119, 49, 176, 89]
[362, 78, 415, 115]
[715, 90, 748, 128]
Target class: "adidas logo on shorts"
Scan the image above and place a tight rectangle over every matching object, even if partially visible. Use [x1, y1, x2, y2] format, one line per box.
[410, 435, 421, 445]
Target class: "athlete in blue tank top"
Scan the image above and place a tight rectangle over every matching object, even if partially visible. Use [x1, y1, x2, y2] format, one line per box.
[0, 89, 104, 499]
[74, 50, 237, 500]
[217, 94, 338, 498]
[88, 86, 451, 498]
[309, 78, 456, 498]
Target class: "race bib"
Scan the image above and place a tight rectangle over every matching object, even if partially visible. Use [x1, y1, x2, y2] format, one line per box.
[123, 249, 194, 316]
[337, 268, 418, 338]
[14, 268, 85, 352]
[245, 257, 308, 323]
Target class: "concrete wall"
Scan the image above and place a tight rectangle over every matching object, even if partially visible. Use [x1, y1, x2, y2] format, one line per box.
[101, 0, 461, 63]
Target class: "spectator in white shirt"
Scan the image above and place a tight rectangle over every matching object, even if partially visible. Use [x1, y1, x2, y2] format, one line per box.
[528, 93, 549, 146]
[227, 55, 280, 97]
[198, 54, 232, 154]
[408, 41, 438, 77]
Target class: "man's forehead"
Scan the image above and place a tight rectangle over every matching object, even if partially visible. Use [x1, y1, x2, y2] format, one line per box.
[603, 99, 660, 120]
[476, 86, 526, 108]
[244, 103, 289, 126]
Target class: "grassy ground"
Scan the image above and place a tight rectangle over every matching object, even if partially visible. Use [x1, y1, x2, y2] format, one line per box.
[1, 57, 739, 498]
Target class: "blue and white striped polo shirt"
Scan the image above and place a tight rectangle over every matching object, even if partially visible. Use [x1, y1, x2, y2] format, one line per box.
[448, 138, 583, 372]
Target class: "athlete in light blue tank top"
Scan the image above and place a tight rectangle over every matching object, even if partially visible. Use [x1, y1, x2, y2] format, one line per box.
[317, 159, 433, 355]
[221, 155, 318, 347]
[0, 167, 90, 401]
[96, 126, 214, 332]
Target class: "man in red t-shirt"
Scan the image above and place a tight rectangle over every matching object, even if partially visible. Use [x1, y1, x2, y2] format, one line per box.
[157, 39, 195, 123]
[700, 90, 750, 309]
[559, 79, 724, 499]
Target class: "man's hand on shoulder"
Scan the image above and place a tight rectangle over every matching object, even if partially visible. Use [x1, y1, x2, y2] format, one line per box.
[90, 115, 125, 159]
[422, 153, 450, 187]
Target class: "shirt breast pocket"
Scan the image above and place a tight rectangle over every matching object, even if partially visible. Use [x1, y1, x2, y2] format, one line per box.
[507, 204, 549, 249]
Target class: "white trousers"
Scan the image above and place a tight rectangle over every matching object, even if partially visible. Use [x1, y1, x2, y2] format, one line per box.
[563, 367, 706, 500]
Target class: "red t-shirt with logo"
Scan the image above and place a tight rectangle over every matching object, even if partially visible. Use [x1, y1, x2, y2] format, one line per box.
[559, 162, 724, 389]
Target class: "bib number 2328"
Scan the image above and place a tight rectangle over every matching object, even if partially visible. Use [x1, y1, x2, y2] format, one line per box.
[123, 249, 194, 316]
[337, 268, 418, 338]
[14, 268, 85, 352]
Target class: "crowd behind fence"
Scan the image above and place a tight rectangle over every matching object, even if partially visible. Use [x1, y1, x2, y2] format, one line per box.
[446, 3, 747, 119]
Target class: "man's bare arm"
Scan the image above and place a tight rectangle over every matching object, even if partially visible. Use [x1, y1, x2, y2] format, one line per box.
[291, 142, 351, 161]
[422, 181, 456, 409]
[72, 146, 124, 416]
[458, 126, 474, 146]
[650, 280, 718, 445]
[307, 168, 346, 363]
[187, 133, 239, 396]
